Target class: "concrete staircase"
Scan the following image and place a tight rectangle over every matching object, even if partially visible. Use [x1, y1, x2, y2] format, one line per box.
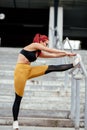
[0, 47, 87, 127]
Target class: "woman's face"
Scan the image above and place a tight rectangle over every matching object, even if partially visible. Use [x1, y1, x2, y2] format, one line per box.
[40, 40, 49, 47]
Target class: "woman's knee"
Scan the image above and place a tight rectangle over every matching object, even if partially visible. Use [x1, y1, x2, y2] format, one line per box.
[15, 93, 22, 101]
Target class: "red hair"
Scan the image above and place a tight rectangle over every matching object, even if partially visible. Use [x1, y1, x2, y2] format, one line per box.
[33, 33, 48, 43]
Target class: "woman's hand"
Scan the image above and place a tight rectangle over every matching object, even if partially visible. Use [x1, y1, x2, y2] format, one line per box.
[65, 52, 76, 57]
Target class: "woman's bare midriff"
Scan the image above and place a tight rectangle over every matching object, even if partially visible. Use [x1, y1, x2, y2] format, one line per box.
[17, 54, 31, 64]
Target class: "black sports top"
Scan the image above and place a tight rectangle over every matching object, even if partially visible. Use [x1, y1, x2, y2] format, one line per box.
[20, 49, 41, 62]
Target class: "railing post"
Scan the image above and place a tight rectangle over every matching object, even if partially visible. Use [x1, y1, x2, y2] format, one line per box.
[69, 66, 83, 130]
[74, 77, 81, 130]
[70, 76, 76, 120]
[79, 61, 87, 130]
[85, 77, 87, 130]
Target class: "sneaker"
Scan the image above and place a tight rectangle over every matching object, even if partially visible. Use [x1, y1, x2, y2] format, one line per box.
[13, 121, 19, 130]
[73, 54, 81, 67]
[69, 54, 81, 75]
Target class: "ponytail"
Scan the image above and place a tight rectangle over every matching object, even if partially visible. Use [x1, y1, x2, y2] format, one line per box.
[33, 33, 40, 43]
[33, 33, 48, 43]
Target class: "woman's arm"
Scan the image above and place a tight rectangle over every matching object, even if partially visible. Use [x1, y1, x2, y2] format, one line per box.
[33, 43, 67, 54]
[39, 50, 76, 58]
[33, 43, 76, 57]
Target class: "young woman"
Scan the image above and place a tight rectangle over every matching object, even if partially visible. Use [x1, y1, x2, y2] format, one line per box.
[12, 33, 81, 130]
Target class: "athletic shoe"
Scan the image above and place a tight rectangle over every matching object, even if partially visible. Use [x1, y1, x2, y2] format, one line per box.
[73, 54, 81, 67]
[69, 54, 81, 75]
[13, 120, 19, 130]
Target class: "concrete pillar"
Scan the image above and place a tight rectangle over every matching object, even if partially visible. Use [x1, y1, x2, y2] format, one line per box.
[57, 7, 63, 43]
[48, 6, 54, 48]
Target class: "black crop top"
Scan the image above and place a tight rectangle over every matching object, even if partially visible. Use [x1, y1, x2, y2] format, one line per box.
[20, 49, 41, 62]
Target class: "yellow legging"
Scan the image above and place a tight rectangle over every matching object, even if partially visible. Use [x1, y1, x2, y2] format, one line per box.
[13, 63, 73, 121]
[14, 63, 48, 97]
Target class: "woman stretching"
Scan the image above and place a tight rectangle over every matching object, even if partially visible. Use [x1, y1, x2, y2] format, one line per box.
[12, 33, 81, 130]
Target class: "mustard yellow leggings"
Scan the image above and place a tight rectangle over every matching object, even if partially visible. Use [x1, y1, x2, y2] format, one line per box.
[13, 63, 73, 121]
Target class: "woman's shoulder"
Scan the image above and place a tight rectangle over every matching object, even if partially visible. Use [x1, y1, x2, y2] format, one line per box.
[24, 42, 40, 51]
[30, 42, 41, 48]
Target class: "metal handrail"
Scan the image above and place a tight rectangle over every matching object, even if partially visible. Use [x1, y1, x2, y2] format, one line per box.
[56, 36, 81, 130]
[70, 59, 87, 130]
[64, 37, 87, 129]
[70, 67, 82, 130]
[49, 25, 87, 129]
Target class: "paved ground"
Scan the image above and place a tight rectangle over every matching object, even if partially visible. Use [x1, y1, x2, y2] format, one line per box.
[0, 126, 84, 130]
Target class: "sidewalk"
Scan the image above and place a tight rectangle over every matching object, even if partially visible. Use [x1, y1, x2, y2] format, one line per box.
[0, 126, 84, 130]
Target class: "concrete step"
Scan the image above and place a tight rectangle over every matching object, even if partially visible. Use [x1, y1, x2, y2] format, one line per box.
[0, 108, 71, 118]
[0, 126, 85, 130]
[0, 107, 84, 127]
[0, 82, 86, 95]
[0, 99, 84, 112]
[0, 92, 85, 112]
[0, 116, 84, 128]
